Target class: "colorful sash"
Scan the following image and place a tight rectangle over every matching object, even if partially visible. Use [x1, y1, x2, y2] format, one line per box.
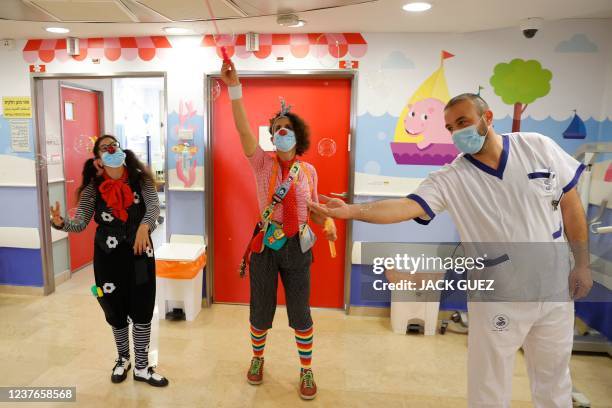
[239, 161, 301, 277]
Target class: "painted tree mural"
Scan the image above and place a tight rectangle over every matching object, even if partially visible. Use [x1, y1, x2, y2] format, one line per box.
[489, 59, 552, 132]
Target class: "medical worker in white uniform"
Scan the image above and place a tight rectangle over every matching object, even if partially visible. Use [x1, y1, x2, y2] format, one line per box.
[309, 93, 593, 408]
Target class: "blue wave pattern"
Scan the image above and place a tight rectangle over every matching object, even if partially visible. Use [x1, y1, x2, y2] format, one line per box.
[356, 113, 611, 178]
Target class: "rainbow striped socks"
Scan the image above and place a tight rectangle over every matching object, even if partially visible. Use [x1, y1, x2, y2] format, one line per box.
[250, 325, 268, 357]
[295, 326, 314, 369]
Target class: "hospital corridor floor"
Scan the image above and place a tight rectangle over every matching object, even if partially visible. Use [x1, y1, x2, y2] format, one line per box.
[1, 268, 610, 408]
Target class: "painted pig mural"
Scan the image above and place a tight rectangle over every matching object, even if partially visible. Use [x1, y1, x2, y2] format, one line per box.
[403, 97, 452, 150]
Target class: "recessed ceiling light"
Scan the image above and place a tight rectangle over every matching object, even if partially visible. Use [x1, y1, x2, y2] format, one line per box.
[402, 2, 432, 12]
[162, 27, 193, 35]
[292, 20, 306, 28]
[45, 27, 70, 34]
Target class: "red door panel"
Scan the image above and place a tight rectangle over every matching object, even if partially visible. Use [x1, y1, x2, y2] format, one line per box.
[212, 77, 351, 308]
[61, 86, 100, 272]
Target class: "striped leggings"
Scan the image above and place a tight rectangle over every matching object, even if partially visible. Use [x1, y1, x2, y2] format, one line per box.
[111, 322, 151, 369]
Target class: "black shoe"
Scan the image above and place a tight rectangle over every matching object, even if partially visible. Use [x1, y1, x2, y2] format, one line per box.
[111, 357, 131, 383]
[133, 367, 169, 387]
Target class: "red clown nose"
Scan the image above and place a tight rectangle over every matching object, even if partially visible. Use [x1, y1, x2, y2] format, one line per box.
[278, 129, 287, 136]
[107, 145, 116, 154]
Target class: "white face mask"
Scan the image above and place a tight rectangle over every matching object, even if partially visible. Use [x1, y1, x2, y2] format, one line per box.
[273, 127, 297, 152]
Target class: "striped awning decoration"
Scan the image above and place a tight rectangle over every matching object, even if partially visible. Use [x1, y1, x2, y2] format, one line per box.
[22, 36, 172, 63]
[201, 33, 368, 60]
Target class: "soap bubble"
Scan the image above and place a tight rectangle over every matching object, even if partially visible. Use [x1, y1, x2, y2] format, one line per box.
[73, 134, 95, 155]
[209, 78, 221, 102]
[213, 33, 235, 48]
[317, 138, 337, 157]
[314, 34, 342, 69]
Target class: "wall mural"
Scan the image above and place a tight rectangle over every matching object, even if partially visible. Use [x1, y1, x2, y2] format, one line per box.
[563, 110, 587, 140]
[200, 33, 368, 62]
[555, 34, 598, 53]
[489, 59, 552, 132]
[22, 36, 172, 63]
[171, 100, 198, 188]
[168, 99, 203, 190]
[391, 51, 458, 166]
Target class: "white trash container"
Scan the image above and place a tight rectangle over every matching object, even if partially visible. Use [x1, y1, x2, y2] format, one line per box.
[155, 243, 206, 321]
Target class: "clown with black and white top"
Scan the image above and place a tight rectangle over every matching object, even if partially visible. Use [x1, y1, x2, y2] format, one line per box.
[50, 135, 168, 387]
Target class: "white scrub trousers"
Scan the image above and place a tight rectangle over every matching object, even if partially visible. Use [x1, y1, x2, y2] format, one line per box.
[467, 301, 574, 408]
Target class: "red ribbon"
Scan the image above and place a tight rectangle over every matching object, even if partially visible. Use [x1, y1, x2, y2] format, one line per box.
[99, 170, 133, 222]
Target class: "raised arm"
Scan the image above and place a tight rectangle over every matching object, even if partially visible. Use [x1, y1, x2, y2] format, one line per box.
[308, 195, 427, 224]
[220, 60, 258, 157]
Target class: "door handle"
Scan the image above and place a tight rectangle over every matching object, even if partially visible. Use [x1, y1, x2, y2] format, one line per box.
[65, 179, 75, 183]
[330, 192, 348, 198]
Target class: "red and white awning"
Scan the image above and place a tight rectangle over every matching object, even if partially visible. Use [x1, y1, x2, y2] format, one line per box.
[202, 33, 367, 60]
[23, 36, 172, 63]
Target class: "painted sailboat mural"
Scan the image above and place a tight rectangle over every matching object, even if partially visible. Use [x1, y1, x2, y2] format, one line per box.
[391, 50, 459, 165]
[562, 110, 587, 139]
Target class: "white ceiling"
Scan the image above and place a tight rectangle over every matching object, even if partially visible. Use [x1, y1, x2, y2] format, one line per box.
[0, 0, 611, 39]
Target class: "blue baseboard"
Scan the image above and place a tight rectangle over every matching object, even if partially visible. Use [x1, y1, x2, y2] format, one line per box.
[0, 247, 44, 287]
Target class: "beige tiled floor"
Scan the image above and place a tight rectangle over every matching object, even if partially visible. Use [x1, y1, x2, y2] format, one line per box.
[1, 268, 611, 408]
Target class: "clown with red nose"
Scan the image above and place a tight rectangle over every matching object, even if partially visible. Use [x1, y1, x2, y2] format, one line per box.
[272, 125, 297, 152]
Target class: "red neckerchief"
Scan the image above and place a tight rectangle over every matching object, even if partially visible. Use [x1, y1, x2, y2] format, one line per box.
[99, 169, 133, 222]
[278, 157, 299, 238]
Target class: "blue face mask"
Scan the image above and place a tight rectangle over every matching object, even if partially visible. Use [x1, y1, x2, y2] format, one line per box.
[451, 116, 489, 154]
[273, 127, 297, 152]
[101, 148, 126, 168]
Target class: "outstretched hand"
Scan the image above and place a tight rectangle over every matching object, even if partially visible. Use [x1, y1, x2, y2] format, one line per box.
[307, 194, 351, 220]
[221, 60, 239, 86]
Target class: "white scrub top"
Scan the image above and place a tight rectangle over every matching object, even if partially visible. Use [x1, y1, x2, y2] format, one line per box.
[409, 132, 585, 243]
[409, 132, 585, 299]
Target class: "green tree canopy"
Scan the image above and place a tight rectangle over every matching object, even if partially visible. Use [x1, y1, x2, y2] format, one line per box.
[490, 59, 552, 105]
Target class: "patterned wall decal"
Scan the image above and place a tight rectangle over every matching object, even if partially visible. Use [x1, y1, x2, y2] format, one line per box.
[490, 59, 552, 132]
[22, 36, 172, 63]
[201, 33, 367, 60]
[391, 51, 458, 166]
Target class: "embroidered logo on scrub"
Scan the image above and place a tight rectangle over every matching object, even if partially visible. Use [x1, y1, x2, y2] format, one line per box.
[133, 192, 141, 204]
[106, 236, 119, 249]
[101, 211, 114, 222]
[102, 282, 116, 294]
[492, 314, 510, 331]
